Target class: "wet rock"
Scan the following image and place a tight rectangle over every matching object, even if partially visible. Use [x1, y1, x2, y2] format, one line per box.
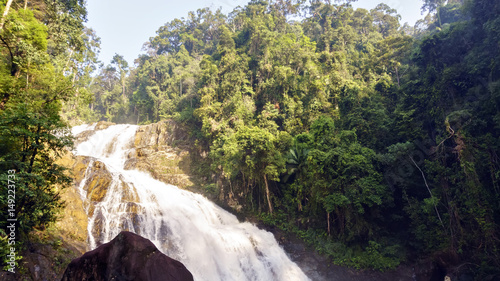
[90, 210, 106, 244]
[74, 158, 143, 230]
[61, 231, 194, 281]
[56, 183, 88, 250]
[74, 129, 96, 145]
[94, 121, 114, 131]
[120, 180, 139, 202]
[72, 156, 89, 184]
[52, 152, 89, 252]
[85, 161, 112, 203]
[128, 120, 194, 188]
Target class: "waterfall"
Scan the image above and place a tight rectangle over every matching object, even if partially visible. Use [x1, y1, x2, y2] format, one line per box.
[71, 124, 310, 281]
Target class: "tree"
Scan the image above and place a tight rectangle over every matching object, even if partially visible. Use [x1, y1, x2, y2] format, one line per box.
[0, 0, 14, 31]
[230, 125, 285, 214]
[284, 142, 310, 212]
[0, 7, 48, 109]
[0, 1, 90, 269]
[0, 96, 73, 238]
[421, 0, 463, 27]
[374, 35, 413, 87]
[370, 3, 400, 38]
[111, 53, 129, 97]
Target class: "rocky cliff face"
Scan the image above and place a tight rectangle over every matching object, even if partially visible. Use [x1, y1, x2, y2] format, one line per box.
[10, 120, 197, 280]
[61, 231, 194, 281]
[125, 120, 193, 189]
[68, 120, 195, 247]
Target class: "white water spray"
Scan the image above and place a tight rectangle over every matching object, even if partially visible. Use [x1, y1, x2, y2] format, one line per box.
[72, 124, 310, 281]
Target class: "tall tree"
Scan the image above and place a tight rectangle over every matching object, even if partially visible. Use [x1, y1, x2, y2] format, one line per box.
[0, 0, 93, 269]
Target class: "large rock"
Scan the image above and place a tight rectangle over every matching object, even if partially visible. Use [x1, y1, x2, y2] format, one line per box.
[54, 152, 89, 251]
[125, 120, 194, 188]
[61, 231, 193, 281]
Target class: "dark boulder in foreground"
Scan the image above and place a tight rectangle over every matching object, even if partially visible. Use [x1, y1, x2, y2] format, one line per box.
[61, 231, 193, 281]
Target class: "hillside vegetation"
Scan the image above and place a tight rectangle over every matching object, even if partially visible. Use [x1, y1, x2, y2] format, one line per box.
[1, 0, 499, 278]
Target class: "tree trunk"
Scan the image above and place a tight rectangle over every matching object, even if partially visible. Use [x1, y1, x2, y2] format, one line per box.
[437, 6, 442, 28]
[0, 93, 9, 110]
[327, 212, 331, 236]
[28, 125, 42, 173]
[395, 66, 400, 87]
[0, 0, 14, 31]
[122, 80, 126, 98]
[264, 174, 273, 214]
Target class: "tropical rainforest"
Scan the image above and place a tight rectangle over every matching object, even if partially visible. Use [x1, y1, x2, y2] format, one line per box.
[0, 0, 499, 279]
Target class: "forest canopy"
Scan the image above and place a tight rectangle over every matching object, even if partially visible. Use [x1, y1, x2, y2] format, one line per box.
[1, 0, 499, 278]
[82, 0, 499, 276]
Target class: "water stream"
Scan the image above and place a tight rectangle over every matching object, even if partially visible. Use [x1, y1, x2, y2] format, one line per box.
[71, 124, 310, 281]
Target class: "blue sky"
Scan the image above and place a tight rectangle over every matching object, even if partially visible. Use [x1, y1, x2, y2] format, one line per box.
[86, 0, 425, 67]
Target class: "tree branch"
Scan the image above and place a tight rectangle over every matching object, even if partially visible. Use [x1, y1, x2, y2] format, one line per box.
[409, 155, 445, 228]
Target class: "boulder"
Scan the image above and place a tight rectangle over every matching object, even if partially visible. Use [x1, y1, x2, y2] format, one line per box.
[61, 231, 193, 281]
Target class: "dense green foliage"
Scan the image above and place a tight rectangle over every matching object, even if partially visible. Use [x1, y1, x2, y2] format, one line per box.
[0, 0, 96, 270]
[80, 0, 500, 276]
[3, 0, 497, 278]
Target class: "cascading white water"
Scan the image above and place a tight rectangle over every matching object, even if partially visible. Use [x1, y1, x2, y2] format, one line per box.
[72, 124, 310, 281]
